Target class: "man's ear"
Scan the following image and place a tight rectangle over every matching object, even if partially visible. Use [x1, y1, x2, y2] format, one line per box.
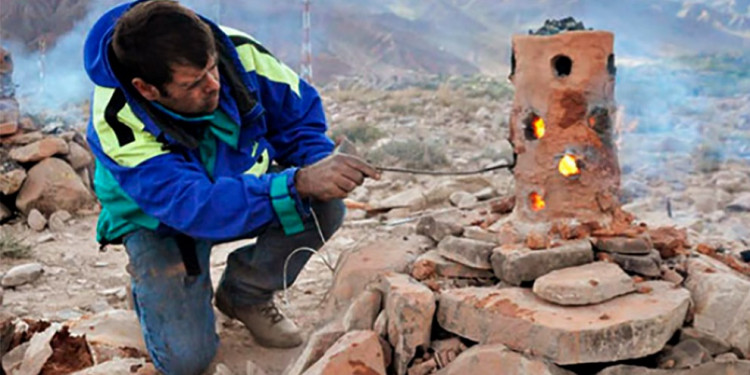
[131, 78, 161, 101]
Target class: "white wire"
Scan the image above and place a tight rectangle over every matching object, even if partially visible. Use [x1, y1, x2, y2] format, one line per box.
[281, 207, 334, 308]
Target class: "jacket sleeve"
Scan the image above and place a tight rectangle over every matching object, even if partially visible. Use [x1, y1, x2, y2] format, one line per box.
[88, 118, 306, 241]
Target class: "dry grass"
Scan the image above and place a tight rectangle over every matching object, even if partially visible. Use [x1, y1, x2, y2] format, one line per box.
[0, 231, 32, 259]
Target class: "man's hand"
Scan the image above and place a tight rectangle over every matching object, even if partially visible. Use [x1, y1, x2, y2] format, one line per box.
[295, 154, 380, 201]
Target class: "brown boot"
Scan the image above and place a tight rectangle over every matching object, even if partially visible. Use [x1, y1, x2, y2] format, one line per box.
[215, 288, 303, 348]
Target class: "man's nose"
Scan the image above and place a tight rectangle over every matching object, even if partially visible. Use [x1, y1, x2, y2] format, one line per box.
[204, 70, 220, 92]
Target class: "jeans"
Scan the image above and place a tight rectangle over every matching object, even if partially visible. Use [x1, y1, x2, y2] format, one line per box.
[123, 199, 345, 375]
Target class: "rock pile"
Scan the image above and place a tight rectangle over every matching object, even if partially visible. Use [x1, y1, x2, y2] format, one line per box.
[0, 47, 96, 230]
[286, 204, 750, 375]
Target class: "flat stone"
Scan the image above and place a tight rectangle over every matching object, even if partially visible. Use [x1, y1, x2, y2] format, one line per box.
[679, 327, 732, 356]
[27, 208, 46, 232]
[462, 227, 499, 244]
[378, 273, 435, 375]
[68, 309, 147, 354]
[285, 321, 345, 375]
[726, 192, 750, 212]
[473, 187, 496, 201]
[64, 142, 93, 170]
[658, 339, 711, 369]
[410, 250, 494, 281]
[593, 236, 652, 255]
[343, 288, 382, 331]
[0, 121, 17, 136]
[72, 358, 148, 375]
[16, 157, 96, 216]
[1, 263, 43, 287]
[416, 216, 463, 243]
[685, 256, 750, 357]
[449, 191, 478, 209]
[596, 361, 750, 375]
[303, 330, 386, 375]
[18, 323, 58, 375]
[424, 177, 493, 204]
[491, 239, 594, 286]
[9, 137, 69, 163]
[437, 236, 495, 270]
[2, 342, 28, 375]
[436, 344, 574, 375]
[4, 131, 43, 146]
[533, 262, 635, 306]
[0, 168, 26, 195]
[436, 281, 690, 365]
[324, 237, 427, 316]
[611, 250, 662, 277]
[372, 188, 426, 211]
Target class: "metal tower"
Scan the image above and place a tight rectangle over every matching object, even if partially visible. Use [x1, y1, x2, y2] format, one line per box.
[301, 0, 313, 82]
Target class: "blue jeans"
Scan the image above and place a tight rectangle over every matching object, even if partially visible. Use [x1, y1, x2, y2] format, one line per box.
[123, 199, 345, 375]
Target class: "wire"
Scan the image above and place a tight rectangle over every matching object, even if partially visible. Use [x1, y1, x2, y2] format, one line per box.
[374, 161, 515, 176]
[281, 207, 332, 309]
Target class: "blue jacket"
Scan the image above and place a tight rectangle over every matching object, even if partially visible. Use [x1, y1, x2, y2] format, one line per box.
[84, 1, 333, 243]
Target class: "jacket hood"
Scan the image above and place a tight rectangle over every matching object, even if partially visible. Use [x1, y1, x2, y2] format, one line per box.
[83, 1, 138, 88]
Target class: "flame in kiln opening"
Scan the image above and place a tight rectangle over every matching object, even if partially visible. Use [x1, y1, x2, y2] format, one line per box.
[530, 192, 546, 211]
[558, 154, 581, 177]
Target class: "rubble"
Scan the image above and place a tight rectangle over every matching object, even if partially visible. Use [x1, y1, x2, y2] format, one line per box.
[436, 344, 573, 375]
[16, 157, 96, 216]
[302, 330, 386, 375]
[1, 263, 44, 287]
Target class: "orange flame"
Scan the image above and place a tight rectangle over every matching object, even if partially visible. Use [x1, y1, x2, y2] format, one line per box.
[558, 154, 580, 177]
[529, 192, 546, 211]
[532, 116, 545, 139]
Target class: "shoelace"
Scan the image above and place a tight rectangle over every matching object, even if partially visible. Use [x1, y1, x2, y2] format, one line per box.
[257, 302, 284, 324]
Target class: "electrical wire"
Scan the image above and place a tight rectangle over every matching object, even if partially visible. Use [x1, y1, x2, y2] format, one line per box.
[374, 161, 515, 176]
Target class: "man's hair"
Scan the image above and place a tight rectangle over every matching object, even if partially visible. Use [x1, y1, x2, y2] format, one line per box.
[112, 0, 216, 92]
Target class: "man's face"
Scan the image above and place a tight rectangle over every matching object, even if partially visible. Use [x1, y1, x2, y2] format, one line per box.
[157, 55, 221, 115]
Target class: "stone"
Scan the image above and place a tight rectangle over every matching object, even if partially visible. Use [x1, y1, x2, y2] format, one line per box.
[68, 309, 147, 355]
[324, 237, 427, 316]
[1, 263, 44, 287]
[4, 131, 43, 146]
[436, 282, 690, 365]
[16, 157, 96, 216]
[373, 311, 387, 338]
[18, 323, 58, 375]
[378, 273, 435, 375]
[285, 321, 345, 375]
[48, 210, 72, 232]
[526, 231, 551, 250]
[437, 236, 495, 270]
[302, 330, 386, 375]
[424, 177, 493, 204]
[0, 168, 26, 195]
[436, 344, 574, 375]
[661, 267, 685, 285]
[9, 137, 69, 163]
[658, 339, 711, 369]
[714, 170, 748, 193]
[491, 239, 594, 286]
[0, 202, 11, 222]
[410, 250, 494, 281]
[64, 142, 93, 170]
[462, 227, 499, 244]
[372, 188, 426, 211]
[715, 353, 739, 363]
[649, 227, 690, 258]
[214, 363, 235, 375]
[726, 192, 750, 212]
[610, 250, 662, 277]
[2, 342, 29, 375]
[71, 358, 148, 375]
[0, 121, 17, 136]
[343, 288, 382, 331]
[416, 216, 463, 243]
[449, 191, 478, 209]
[246, 360, 268, 375]
[473, 187, 496, 201]
[593, 235, 652, 255]
[27, 208, 46, 231]
[684, 256, 750, 357]
[597, 361, 750, 374]
[533, 262, 635, 306]
[679, 327, 732, 356]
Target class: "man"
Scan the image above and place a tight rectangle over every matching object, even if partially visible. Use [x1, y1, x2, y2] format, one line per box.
[84, 1, 379, 374]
